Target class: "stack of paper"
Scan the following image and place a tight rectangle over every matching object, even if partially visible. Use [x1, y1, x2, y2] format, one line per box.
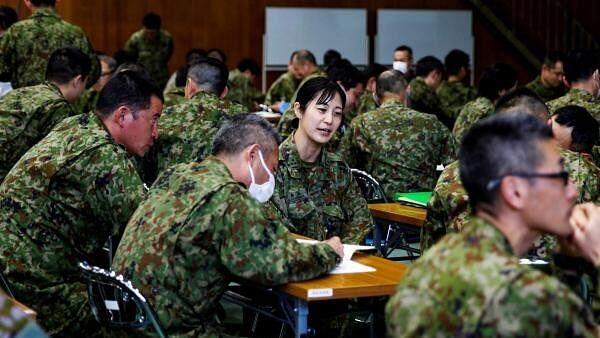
[296, 239, 376, 274]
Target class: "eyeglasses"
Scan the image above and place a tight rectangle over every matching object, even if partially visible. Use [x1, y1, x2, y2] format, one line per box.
[486, 171, 569, 191]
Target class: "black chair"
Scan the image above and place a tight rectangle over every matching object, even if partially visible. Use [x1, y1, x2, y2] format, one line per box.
[350, 169, 388, 203]
[0, 269, 14, 299]
[78, 261, 167, 338]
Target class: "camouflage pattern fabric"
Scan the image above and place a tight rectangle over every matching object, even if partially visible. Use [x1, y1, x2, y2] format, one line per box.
[227, 69, 262, 111]
[408, 76, 452, 129]
[124, 29, 173, 90]
[338, 100, 457, 199]
[436, 80, 476, 122]
[452, 96, 495, 142]
[0, 82, 75, 182]
[72, 88, 99, 115]
[421, 150, 600, 252]
[526, 75, 568, 102]
[386, 217, 598, 338]
[548, 89, 600, 120]
[145, 91, 246, 182]
[0, 8, 99, 89]
[112, 157, 339, 337]
[0, 291, 48, 337]
[162, 86, 185, 108]
[264, 71, 298, 106]
[270, 133, 374, 244]
[0, 113, 144, 336]
[346, 90, 377, 124]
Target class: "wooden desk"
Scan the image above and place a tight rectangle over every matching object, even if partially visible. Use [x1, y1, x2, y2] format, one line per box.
[368, 203, 426, 227]
[12, 298, 36, 320]
[276, 252, 408, 337]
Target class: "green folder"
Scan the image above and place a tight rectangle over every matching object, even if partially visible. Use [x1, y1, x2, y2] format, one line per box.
[393, 191, 432, 207]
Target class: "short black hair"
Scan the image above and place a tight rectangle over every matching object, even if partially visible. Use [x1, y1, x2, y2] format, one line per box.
[323, 49, 342, 67]
[394, 45, 413, 55]
[554, 105, 599, 153]
[185, 48, 207, 63]
[0, 6, 17, 31]
[207, 48, 227, 64]
[415, 56, 444, 77]
[295, 77, 347, 112]
[459, 113, 553, 210]
[363, 63, 389, 83]
[187, 56, 229, 95]
[542, 51, 565, 67]
[142, 12, 161, 30]
[96, 71, 163, 119]
[445, 49, 470, 76]
[114, 63, 154, 84]
[212, 113, 281, 156]
[237, 58, 260, 76]
[376, 70, 407, 98]
[477, 63, 517, 101]
[495, 87, 549, 120]
[30, 0, 56, 7]
[45, 47, 91, 85]
[326, 59, 363, 91]
[113, 49, 136, 67]
[293, 49, 317, 65]
[564, 50, 600, 83]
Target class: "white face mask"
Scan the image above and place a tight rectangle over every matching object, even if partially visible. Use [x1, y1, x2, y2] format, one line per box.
[393, 61, 409, 74]
[247, 150, 275, 203]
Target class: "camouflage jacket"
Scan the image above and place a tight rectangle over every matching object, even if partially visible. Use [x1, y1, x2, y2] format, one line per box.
[227, 69, 262, 111]
[0, 113, 144, 335]
[436, 80, 476, 121]
[124, 28, 174, 89]
[339, 100, 457, 199]
[0, 8, 99, 89]
[270, 133, 374, 244]
[146, 91, 246, 182]
[276, 70, 327, 140]
[0, 81, 75, 182]
[264, 71, 298, 106]
[386, 217, 597, 338]
[452, 96, 495, 142]
[421, 150, 600, 252]
[526, 75, 568, 102]
[408, 76, 452, 129]
[162, 86, 185, 109]
[548, 89, 600, 120]
[346, 90, 377, 124]
[112, 157, 339, 337]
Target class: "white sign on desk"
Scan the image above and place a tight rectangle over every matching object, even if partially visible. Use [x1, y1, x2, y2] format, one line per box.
[307, 288, 333, 298]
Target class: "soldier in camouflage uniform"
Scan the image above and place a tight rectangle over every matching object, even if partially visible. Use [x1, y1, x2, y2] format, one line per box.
[339, 70, 457, 199]
[452, 63, 517, 141]
[526, 51, 568, 102]
[73, 53, 116, 115]
[437, 50, 477, 127]
[345, 63, 387, 123]
[0, 0, 99, 89]
[0, 47, 91, 182]
[144, 57, 246, 184]
[0, 72, 163, 336]
[387, 113, 599, 338]
[270, 77, 373, 244]
[112, 114, 343, 337]
[124, 12, 173, 90]
[407, 56, 452, 129]
[547, 50, 600, 119]
[227, 58, 263, 111]
[264, 69, 298, 109]
[0, 290, 48, 337]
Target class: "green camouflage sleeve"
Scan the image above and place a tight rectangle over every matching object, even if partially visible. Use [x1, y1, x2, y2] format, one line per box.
[0, 28, 14, 81]
[39, 100, 75, 136]
[60, 147, 144, 257]
[219, 192, 339, 285]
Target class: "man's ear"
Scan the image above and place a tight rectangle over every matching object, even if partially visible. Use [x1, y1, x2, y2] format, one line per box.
[113, 106, 129, 128]
[185, 78, 197, 99]
[499, 176, 529, 210]
[220, 86, 229, 99]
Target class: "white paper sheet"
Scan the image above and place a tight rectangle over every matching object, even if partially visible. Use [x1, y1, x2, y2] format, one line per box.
[296, 239, 376, 273]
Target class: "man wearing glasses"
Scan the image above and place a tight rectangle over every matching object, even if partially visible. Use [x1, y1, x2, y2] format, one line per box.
[387, 113, 599, 337]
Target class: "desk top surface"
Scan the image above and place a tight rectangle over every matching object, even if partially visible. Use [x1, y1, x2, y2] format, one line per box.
[368, 203, 426, 226]
[278, 252, 408, 301]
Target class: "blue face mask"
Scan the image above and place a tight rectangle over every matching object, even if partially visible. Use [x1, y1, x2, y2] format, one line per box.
[247, 150, 275, 203]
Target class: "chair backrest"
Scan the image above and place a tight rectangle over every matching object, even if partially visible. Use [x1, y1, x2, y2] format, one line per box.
[78, 262, 168, 338]
[351, 168, 388, 203]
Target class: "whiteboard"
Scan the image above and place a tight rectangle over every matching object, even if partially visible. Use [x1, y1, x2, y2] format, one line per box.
[376, 9, 473, 65]
[265, 7, 368, 66]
